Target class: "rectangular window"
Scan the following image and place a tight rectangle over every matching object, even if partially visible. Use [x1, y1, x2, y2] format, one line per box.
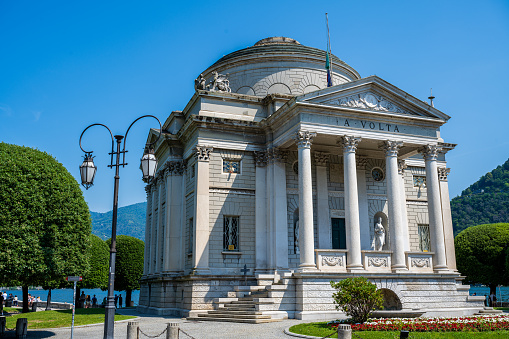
[413, 176, 426, 188]
[418, 224, 431, 252]
[223, 160, 240, 174]
[223, 216, 239, 251]
[188, 217, 194, 254]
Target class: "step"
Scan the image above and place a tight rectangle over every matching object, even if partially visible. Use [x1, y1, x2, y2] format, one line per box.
[235, 285, 267, 292]
[219, 306, 256, 312]
[187, 317, 282, 324]
[456, 285, 470, 291]
[208, 310, 264, 316]
[198, 313, 271, 320]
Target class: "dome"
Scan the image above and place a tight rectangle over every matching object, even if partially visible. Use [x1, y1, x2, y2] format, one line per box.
[200, 37, 361, 97]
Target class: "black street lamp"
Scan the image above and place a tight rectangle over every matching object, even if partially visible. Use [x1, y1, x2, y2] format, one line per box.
[79, 115, 161, 339]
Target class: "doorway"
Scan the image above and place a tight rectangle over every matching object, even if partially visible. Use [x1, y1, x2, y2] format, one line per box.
[331, 218, 346, 249]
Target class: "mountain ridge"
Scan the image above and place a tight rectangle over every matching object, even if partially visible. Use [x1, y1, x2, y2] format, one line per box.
[90, 202, 146, 241]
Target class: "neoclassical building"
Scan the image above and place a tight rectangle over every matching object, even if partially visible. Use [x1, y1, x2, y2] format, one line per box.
[138, 37, 484, 321]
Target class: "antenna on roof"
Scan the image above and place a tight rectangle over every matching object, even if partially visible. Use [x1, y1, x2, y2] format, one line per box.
[428, 88, 435, 107]
[325, 13, 333, 87]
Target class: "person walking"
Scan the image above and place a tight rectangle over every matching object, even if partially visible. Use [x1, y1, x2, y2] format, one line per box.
[114, 294, 118, 308]
[0, 292, 4, 315]
[118, 294, 123, 308]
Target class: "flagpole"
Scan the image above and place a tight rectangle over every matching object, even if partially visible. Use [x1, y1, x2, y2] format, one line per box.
[325, 13, 333, 87]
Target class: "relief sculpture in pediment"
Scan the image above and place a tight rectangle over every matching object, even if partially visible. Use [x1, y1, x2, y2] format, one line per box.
[325, 92, 412, 115]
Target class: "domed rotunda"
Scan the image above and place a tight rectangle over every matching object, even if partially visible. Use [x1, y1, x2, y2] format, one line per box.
[138, 37, 483, 321]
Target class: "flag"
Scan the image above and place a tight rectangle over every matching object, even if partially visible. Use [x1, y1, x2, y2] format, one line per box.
[326, 13, 333, 87]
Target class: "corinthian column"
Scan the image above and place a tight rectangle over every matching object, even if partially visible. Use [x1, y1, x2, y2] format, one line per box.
[420, 145, 448, 271]
[438, 167, 457, 271]
[193, 146, 213, 274]
[254, 151, 268, 272]
[295, 130, 317, 270]
[341, 136, 363, 271]
[381, 141, 407, 271]
[143, 184, 152, 276]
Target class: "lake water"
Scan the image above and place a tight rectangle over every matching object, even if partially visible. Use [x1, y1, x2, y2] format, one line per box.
[469, 286, 509, 302]
[0, 288, 140, 306]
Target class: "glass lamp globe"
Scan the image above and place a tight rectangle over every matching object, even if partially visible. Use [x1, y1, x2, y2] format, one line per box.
[80, 153, 97, 189]
[140, 148, 158, 181]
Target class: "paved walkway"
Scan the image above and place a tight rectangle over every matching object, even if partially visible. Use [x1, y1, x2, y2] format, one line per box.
[2, 309, 306, 339]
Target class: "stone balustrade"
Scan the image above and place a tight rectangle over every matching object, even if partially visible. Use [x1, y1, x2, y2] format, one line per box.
[406, 252, 434, 273]
[315, 249, 347, 272]
[362, 250, 392, 272]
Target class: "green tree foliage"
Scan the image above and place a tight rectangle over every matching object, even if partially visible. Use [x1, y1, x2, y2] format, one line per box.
[106, 235, 144, 306]
[451, 158, 509, 236]
[455, 223, 509, 295]
[330, 277, 383, 324]
[80, 234, 109, 290]
[0, 143, 91, 312]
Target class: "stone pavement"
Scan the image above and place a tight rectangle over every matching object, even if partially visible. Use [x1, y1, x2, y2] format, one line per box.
[1, 308, 306, 338]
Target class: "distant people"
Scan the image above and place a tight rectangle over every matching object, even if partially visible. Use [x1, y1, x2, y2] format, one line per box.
[36, 296, 41, 302]
[119, 295, 123, 308]
[28, 294, 33, 307]
[79, 291, 85, 308]
[1, 291, 6, 300]
[489, 292, 497, 307]
[114, 294, 118, 308]
[13, 295, 18, 306]
[92, 295, 97, 307]
[472, 292, 477, 296]
[85, 295, 91, 308]
[0, 292, 4, 315]
[102, 297, 107, 306]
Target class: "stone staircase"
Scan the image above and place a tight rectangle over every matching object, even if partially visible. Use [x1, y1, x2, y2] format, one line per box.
[187, 285, 282, 323]
[473, 307, 504, 316]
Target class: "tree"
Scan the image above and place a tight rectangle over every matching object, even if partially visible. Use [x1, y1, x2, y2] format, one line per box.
[0, 143, 91, 312]
[455, 223, 509, 295]
[330, 277, 383, 324]
[106, 235, 144, 307]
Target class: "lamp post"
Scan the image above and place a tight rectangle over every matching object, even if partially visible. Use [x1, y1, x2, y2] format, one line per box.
[79, 115, 161, 339]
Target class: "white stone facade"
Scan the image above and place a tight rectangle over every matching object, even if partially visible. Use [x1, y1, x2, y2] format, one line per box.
[137, 37, 483, 319]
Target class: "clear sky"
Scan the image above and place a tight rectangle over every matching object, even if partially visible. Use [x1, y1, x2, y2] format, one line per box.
[1, 1, 508, 212]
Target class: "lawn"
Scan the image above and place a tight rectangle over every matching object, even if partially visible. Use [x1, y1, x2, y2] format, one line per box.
[3, 307, 135, 329]
[288, 322, 509, 338]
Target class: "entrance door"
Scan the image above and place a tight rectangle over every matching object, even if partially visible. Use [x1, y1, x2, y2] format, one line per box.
[331, 218, 346, 249]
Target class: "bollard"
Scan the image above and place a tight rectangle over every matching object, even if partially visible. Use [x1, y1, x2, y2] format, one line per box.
[0, 316, 6, 335]
[15, 318, 28, 339]
[400, 330, 410, 339]
[167, 322, 179, 339]
[337, 324, 352, 339]
[127, 321, 139, 339]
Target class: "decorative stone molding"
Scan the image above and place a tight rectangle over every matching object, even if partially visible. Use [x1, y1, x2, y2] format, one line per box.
[315, 249, 347, 272]
[324, 92, 412, 115]
[339, 136, 361, 153]
[206, 71, 231, 92]
[253, 151, 268, 167]
[368, 257, 388, 268]
[411, 258, 431, 268]
[420, 144, 442, 161]
[406, 252, 434, 273]
[267, 147, 288, 163]
[209, 187, 255, 196]
[356, 156, 368, 170]
[362, 251, 392, 272]
[380, 140, 403, 157]
[196, 146, 213, 162]
[145, 185, 152, 195]
[314, 152, 329, 166]
[294, 130, 316, 149]
[438, 167, 450, 181]
[150, 180, 158, 193]
[398, 160, 407, 175]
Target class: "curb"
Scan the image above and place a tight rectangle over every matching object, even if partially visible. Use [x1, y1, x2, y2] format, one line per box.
[284, 326, 327, 339]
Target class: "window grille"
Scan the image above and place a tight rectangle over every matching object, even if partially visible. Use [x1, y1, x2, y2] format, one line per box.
[223, 160, 240, 174]
[418, 224, 430, 252]
[223, 216, 239, 251]
[413, 176, 426, 188]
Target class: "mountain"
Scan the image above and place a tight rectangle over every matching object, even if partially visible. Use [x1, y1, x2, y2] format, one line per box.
[90, 202, 147, 241]
[451, 158, 509, 236]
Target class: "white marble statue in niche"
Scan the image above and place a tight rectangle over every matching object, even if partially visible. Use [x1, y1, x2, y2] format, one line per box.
[371, 217, 385, 251]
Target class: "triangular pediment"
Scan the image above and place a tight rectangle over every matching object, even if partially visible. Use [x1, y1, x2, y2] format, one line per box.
[296, 76, 450, 121]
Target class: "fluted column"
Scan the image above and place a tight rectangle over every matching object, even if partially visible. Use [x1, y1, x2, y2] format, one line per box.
[155, 179, 164, 273]
[193, 146, 213, 274]
[149, 181, 158, 275]
[295, 130, 317, 270]
[254, 151, 268, 272]
[381, 141, 407, 271]
[398, 160, 410, 253]
[163, 168, 172, 272]
[143, 184, 152, 276]
[438, 167, 457, 271]
[341, 136, 363, 271]
[314, 152, 330, 249]
[420, 145, 448, 271]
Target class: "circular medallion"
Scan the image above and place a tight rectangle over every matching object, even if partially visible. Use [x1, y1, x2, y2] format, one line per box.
[372, 167, 384, 181]
[364, 94, 378, 108]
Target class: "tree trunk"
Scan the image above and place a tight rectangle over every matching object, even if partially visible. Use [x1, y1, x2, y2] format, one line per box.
[126, 290, 132, 307]
[22, 286, 29, 313]
[75, 287, 81, 309]
[45, 289, 52, 311]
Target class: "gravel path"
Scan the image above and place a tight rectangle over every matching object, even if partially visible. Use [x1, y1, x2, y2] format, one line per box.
[2, 309, 306, 338]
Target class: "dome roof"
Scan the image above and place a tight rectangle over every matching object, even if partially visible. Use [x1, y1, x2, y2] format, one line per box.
[201, 37, 360, 97]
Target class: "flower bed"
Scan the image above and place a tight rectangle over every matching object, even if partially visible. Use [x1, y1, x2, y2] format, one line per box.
[328, 315, 509, 332]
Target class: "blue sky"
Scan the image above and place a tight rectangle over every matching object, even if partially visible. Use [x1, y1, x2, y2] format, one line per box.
[1, 1, 508, 212]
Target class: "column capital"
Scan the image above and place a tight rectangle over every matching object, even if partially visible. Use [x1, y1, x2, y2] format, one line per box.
[195, 146, 213, 162]
[438, 167, 451, 181]
[165, 160, 186, 175]
[267, 147, 288, 163]
[145, 184, 152, 195]
[294, 130, 316, 149]
[356, 156, 368, 170]
[253, 151, 268, 167]
[339, 136, 361, 153]
[420, 144, 442, 161]
[398, 160, 407, 175]
[150, 180, 158, 193]
[380, 140, 403, 157]
[313, 151, 329, 167]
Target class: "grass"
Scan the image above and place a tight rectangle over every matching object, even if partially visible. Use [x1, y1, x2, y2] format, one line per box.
[288, 322, 509, 338]
[3, 307, 135, 329]
[494, 307, 509, 311]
